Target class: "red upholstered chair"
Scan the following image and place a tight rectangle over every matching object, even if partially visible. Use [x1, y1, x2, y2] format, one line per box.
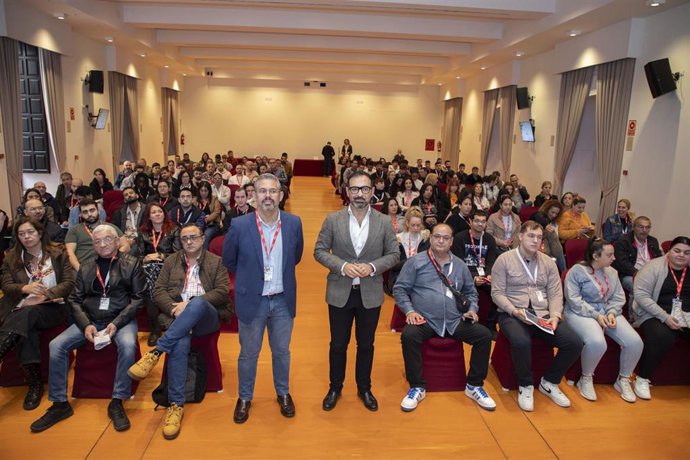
[72, 341, 141, 398]
[228, 185, 240, 208]
[661, 240, 672, 253]
[519, 206, 539, 223]
[372, 203, 384, 213]
[638, 333, 690, 385]
[437, 182, 447, 193]
[103, 190, 124, 222]
[0, 324, 71, 387]
[209, 235, 224, 257]
[477, 289, 493, 328]
[159, 330, 224, 393]
[490, 331, 555, 390]
[565, 335, 621, 384]
[422, 337, 467, 392]
[390, 305, 406, 332]
[565, 239, 589, 269]
[136, 308, 151, 333]
[208, 235, 238, 332]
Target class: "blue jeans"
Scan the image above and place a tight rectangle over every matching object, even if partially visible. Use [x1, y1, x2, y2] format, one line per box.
[155, 297, 220, 405]
[48, 320, 138, 402]
[203, 225, 221, 250]
[238, 293, 293, 400]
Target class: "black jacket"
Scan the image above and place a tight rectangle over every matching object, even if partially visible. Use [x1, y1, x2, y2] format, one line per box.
[68, 252, 146, 330]
[451, 230, 498, 277]
[110, 202, 145, 234]
[612, 233, 663, 278]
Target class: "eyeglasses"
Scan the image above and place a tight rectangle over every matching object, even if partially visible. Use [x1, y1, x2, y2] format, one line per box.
[431, 234, 452, 242]
[180, 235, 202, 243]
[348, 186, 372, 195]
[26, 206, 45, 213]
[94, 236, 117, 245]
[18, 229, 38, 238]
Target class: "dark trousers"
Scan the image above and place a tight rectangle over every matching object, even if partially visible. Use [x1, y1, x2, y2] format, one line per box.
[497, 312, 583, 387]
[328, 288, 380, 393]
[0, 303, 67, 365]
[401, 321, 492, 388]
[144, 298, 161, 334]
[323, 157, 333, 176]
[637, 318, 690, 379]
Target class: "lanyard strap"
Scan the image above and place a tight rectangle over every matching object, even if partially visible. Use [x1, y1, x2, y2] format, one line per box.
[177, 208, 193, 224]
[516, 250, 538, 285]
[668, 260, 688, 298]
[503, 215, 513, 234]
[470, 232, 484, 261]
[182, 255, 196, 293]
[427, 249, 454, 287]
[255, 213, 282, 261]
[407, 233, 419, 257]
[151, 229, 163, 252]
[159, 197, 169, 208]
[83, 223, 94, 238]
[95, 257, 115, 296]
[590, 268, 611, 303]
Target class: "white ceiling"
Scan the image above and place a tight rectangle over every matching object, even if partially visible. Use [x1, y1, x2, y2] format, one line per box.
[23, 0, 690, 85]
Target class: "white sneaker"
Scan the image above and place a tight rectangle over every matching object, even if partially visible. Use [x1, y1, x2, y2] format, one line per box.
[634, 377, 652, 400]
[518, 385, 534, 412]
[614, 376, 637, 403]
[576, 375, 597, 401]
[539, 378, 571, 408]
[401, 387, 426, 412]
[465, 385, 496, 411]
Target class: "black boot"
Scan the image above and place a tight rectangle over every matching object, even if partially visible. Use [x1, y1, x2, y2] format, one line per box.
[0, 331, 21, 362]
[22, 363, 44, 411]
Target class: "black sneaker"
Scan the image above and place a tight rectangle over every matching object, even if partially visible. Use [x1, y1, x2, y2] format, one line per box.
[108, 399, 131, 432]
[30, 402, 74, 433]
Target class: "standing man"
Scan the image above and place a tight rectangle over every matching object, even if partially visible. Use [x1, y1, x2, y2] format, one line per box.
[223, 173, 304, 423]
[322, 141, 336, 177]
[393, 223, 496, 412]
[314, 171, 400, 412]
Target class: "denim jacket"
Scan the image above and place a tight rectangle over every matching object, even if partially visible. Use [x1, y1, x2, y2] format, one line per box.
[565, 264, 626, 319]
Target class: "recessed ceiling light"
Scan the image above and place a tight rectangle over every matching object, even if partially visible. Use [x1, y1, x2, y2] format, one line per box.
[480, 66, 488, 70]
[164, 65, 169, 68]
[456, 76, 461, 79]
[55, 13, 66, 20]
[645, 0, 665, 6]
[567, 30, 580, 37]
[105, 37, 114, 43]
[515, 51, 525, 57]
[140, 53, 146, 58]
[437, 83, 442, 86]
[182, 73, 187, 77]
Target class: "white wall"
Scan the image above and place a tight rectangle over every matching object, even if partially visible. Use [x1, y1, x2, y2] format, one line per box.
[179, 78, 444, 162]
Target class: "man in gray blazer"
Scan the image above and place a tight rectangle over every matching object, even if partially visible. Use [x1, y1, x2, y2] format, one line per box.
[314, 171, 400, 412]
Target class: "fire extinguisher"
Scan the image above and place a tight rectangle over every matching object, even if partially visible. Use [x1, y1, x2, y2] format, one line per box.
[436, 141, 442, 152]
[180, 133, 185, 145]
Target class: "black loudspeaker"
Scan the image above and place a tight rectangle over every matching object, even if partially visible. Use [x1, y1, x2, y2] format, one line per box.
[88, 70, 104, 94]
[516, 87, 530, 109]
[644, 58, 676, 98]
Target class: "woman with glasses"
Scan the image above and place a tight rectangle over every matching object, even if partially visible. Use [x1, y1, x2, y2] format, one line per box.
[173, 170, 198, 198]
[0, 217, 75, 410]
[133, 203, 181, 346]
[564, 237, 643, 403]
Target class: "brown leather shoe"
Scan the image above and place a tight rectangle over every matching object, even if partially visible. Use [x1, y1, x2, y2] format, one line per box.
[277, 394, 295, 418]
[233, 398, 251, 424]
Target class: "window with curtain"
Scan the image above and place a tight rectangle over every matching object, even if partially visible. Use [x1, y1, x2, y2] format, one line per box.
[18, 42, 50, 173]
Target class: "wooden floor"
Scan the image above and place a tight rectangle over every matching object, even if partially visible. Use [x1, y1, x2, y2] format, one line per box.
[1, 176, 689, 459]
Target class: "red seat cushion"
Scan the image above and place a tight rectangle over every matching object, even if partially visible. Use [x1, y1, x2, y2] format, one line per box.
[421, 337, 467, 392]
[565, 239, 589, 269]
[638, 332, 690, 385]
[72, 341, 141, 398]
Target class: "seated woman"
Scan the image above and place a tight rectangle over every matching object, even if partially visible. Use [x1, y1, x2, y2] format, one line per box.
[383, 197, 403, 233]
[396, 177, 419, 214]
[489, 184, 519, 215]
[133, 172, 154, 202]
[531, 200, 566, 272]
[632, 236, 690, 400]
[472, 182, 490, 211]
[396, 207, 430, 262]
[0, 217, 75, 410]
[446, 177, 462, 210]
[196, 181, 221, 248]
[133, 203, 181, 346]
[486, 194, 521, 253]
[89, 168, 114, 201]
[172, 170, 198, 198]
[411, 184, 447, 230]
[445, 194, 474, 236]
[560, 191, 575, 214]
[565, 237, 643, 403]
[533, 181, 558, 208]
[559, 196, 595, 243]
[482, 173, 500, 207]
[602, 198, 634, 243]
[370, 177, 389, 206]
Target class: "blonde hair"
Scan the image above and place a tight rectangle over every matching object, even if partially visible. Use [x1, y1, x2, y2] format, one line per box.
[425, 173, 439, 185]
[403, 206, 424, 232]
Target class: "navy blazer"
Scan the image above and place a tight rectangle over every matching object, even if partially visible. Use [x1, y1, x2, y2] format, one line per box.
[223, 210, 304, 323]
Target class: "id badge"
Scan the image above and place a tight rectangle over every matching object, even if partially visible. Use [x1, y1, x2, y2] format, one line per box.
[536, 291, 545, 303]
[264, 266, 273, 282]
[477, 267, 486, 277]
[672, 297, 683, 310]
[445, 287, 454, 299]
[99, 297, 110, 311]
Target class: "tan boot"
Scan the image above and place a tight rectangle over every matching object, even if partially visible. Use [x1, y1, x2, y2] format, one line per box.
[162, 403, 184, 440]
[127, 350, 161, 381]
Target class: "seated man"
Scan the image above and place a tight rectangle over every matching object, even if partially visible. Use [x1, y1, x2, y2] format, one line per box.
[613, 216, 662, 302]
[110, 186, 145, 245]
[31, 225, 145, 433]
[22, 198, 66, 243]
[147, 180, 178, 214]
[222, 186, 254, 233]
[491, 221, 583, 412]
[33, 181, 62, 224]
[393, 223, 496, 412]
[67, 185, 107, 228]
[169, 188, 205, 228]
[509, 174, 532, 210]
[127, 223, 231, 440]
[451, 210, 499, 333]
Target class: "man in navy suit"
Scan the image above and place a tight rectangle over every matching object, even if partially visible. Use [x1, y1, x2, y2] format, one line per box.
[223, 173, 304, 424]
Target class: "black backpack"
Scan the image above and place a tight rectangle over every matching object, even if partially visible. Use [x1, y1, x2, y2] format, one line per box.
[152, 349, 207, 408]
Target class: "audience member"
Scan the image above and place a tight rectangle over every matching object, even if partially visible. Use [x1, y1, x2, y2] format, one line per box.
[603, 199, 634, 243]
[169, 188, 205, 228]
[486, 194, 521, 253]
[531, 200, 566, 272]
[533, 181, 558, 208]
[89, 168, 114, 201]
[558, 196, 595, 243]
[110, 186, 145, 243]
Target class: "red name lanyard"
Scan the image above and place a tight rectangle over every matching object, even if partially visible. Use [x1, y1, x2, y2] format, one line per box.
[425, 203, 433, 215]
[427, 249, 453, 285]
[151, 229, 163, 252]
[590, 268, 611, 303]
[160, 197, 169, 208]
[392, 216, 399, 233]
[83, 223, 98, 238]
[408, 234, 419, 257]
[177, 208, 192, 225]
[668, 261, 687, 299]
[95, 256, 116, 296]
[70, 195, 77, 208]
[255, 213, 282, 260]
[182, 255, 195, 293]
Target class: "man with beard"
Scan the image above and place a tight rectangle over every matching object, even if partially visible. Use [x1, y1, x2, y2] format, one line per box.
[110, 186, 145, 243]
[64, 199, 129, 271]
[67, 185, 107, 229]
[169, 188, 205, 228]
[223, 173, 304, 423]
[314, 172, 400, 412]
[114, 161, 134, 190]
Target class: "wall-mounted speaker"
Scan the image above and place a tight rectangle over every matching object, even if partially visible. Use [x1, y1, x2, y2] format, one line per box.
[644, 58, 677, 98]
[516, 87, 530, 109]
[88, 70, 104, 93]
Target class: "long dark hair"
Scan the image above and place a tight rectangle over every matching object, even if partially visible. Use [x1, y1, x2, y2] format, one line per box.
[582, 237, 610, 267]
[10, 216, 60, 269]
[139, 203, 176, 235]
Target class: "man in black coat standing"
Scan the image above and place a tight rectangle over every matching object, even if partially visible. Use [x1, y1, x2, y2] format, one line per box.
[322, 141, 336, 177]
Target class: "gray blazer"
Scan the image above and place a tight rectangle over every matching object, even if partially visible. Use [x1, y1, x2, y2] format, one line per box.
[314, 207, 400, 308]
